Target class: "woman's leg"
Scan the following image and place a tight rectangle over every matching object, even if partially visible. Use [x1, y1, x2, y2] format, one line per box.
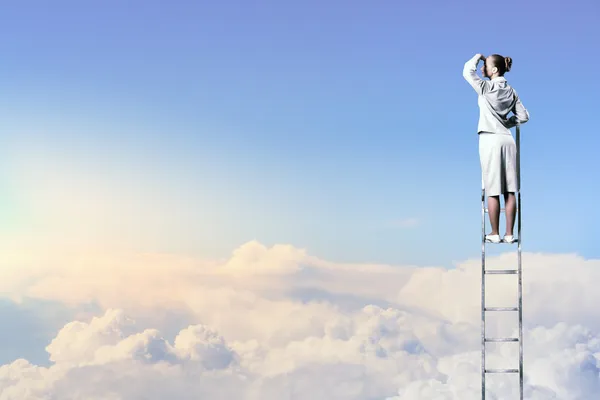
[487, 195, 501, 235]
[504, 192, 516, 236]
[501, 134, 518, 238]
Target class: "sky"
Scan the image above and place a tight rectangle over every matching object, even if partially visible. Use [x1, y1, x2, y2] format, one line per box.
[0, 1, 599, 399]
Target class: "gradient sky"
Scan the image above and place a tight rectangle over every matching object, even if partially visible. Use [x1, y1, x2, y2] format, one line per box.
[1, 0, 598, 267]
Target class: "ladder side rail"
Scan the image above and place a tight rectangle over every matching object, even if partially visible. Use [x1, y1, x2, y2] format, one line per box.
[481, 181, 486, 399]
[516, 125, 524, 400]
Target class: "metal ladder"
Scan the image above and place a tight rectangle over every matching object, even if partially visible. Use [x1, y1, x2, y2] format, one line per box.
[480, 125, 523, 399]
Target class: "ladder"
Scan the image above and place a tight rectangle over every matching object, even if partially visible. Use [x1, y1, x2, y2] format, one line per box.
[480, 125, 523, 399]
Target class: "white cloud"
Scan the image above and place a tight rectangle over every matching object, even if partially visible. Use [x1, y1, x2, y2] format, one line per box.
[1, 239, 599, 399]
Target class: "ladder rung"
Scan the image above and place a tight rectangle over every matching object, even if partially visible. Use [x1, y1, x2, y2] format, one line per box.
[484, 239, 519, 244]
[485, 368, 519, 374]
[485, 307, 519, 311]
[485, 337, 519, 342]
[485, 269, 518, 275]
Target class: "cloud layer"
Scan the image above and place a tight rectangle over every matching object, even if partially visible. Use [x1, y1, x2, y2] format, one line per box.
[1, 239, 599, 399]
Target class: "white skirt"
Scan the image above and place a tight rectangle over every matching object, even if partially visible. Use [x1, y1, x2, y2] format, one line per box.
[479, 132, 518, 196]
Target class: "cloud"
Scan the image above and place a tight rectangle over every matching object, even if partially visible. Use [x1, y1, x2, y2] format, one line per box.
[1, 239, 600, 399]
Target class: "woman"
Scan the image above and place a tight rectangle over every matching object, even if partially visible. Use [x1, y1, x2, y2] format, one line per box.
[463, 53, 530, 243]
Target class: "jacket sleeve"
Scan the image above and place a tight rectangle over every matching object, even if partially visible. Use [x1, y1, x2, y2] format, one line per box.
[463, 54, 490, 95]
[506, 93, 530, 127]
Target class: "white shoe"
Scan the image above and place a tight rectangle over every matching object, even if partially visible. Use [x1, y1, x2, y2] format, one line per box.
[485, 234, 501, 243]
[503, 235, 517, 243]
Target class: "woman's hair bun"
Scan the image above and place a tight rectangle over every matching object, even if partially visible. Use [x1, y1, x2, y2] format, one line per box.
[505, 57, 513, 72]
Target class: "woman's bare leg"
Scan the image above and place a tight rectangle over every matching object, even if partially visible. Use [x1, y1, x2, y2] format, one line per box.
[487, 195, 500, 235]
[504, 192, 516, 236]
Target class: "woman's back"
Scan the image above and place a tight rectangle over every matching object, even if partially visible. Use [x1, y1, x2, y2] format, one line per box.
[481, 77, 518, 119]
[463, 54, 529, 135]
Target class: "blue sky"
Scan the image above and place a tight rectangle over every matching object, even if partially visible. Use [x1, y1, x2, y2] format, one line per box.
[1, 0, 598, 267]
